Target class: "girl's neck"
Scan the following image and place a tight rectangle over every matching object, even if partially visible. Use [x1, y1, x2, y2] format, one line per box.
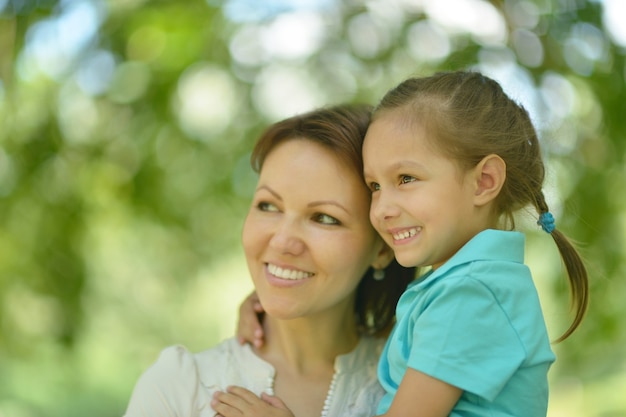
[257, 312, 359, 375]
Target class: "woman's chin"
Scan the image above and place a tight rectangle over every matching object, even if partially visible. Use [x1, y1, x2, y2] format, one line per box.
[257, 298, 302, 320]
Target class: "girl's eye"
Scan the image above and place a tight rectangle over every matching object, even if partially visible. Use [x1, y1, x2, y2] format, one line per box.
[257, 201, 279, 212]
[314, 213, 340, 225]
[400, 175, 416, 184]
[369, 182, 380, 192]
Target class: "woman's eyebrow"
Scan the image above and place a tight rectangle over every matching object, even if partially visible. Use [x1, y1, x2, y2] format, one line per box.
[255, 185, 282, 200]
[256, 185, 350, 214]
[308, 201, 350, 214]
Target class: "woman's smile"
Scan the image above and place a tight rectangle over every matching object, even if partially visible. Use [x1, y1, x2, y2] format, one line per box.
[266, 263, 314, 281]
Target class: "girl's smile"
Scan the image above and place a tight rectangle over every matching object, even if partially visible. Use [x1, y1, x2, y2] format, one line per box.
[390, 226, 421, 243]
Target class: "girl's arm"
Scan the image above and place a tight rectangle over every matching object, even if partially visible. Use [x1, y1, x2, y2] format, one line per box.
[212, 386, 294, 417]
[236, 291, 266, 348]
[379, 368, 462, 417]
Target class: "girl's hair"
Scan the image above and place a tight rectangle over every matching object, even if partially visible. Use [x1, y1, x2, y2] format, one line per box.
[373, 70, 588, 342]
[251, 104, 416, 337]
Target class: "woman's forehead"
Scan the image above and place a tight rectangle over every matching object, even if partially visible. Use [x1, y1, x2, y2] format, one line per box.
[262, 139, 355, 181]
[260, 139, 370, 206]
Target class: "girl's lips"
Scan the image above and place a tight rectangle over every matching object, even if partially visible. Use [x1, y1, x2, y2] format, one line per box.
[390, 227, 422, 243]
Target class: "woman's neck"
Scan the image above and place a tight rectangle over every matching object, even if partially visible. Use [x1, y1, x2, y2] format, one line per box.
[253, 306, 361, 417]
[258, 311, 359, 375]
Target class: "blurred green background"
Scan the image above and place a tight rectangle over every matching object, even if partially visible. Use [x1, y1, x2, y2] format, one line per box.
[0, 0, 624, 416]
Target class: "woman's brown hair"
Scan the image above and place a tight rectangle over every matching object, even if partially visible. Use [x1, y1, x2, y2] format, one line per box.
[251, 104, 416, 336]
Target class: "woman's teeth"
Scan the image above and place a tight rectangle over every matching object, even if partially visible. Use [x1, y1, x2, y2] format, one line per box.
[268, 264, 313, 280]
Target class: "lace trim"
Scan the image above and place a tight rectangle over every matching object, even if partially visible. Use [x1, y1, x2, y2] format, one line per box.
[320, 370, 339, 417]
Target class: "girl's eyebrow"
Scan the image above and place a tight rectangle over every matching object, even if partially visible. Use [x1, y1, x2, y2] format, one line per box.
[390, 160, 425, 171]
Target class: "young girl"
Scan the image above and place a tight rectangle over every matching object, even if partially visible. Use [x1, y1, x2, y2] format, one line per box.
[214, 71, 589, 417]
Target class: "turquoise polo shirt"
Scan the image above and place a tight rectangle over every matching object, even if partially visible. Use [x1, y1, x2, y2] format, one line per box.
[377, 229, 555, 416]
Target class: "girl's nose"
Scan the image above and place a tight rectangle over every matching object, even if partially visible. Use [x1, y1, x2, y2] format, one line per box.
[371, 190, 400, 222]
[268, 221, 305, 256]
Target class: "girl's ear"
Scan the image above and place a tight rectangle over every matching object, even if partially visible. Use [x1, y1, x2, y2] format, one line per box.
[371, 242, 395, 270]
[473, 154, 506, 206]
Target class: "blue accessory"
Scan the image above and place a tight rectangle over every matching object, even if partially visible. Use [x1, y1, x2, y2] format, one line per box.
[537, 212, 555, 233]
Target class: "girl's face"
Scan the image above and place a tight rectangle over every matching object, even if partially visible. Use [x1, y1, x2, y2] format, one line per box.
[363, 113, 483, 270]
[242, 139, 386, 320]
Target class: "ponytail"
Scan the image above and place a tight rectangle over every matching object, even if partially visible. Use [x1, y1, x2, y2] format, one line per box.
[549, 228, 589, 342]
[536, 193, 589, 342]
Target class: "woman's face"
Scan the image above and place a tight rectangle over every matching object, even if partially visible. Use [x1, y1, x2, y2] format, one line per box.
[242, 139, 386, 320]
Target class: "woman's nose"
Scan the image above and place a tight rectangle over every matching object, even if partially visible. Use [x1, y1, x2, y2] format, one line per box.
[268, 221, 305, 255]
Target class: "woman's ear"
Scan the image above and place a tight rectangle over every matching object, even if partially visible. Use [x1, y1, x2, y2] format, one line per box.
[473, 154, 506, 207]
[371, 243, 395, 270]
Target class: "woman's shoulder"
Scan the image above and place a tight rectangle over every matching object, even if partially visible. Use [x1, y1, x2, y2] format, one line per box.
[148, 340, 240, 376]
[194, 338, 276, 394]
[138, 344, 199, 384]
[193, 338, 273, 377]
[123, 344, 207, 417]
[155, 338, 272, 385]
[125, 339, 272, 417]
[127, 339, 249, 396]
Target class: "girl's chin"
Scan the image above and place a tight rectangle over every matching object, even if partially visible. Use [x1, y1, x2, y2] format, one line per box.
[394, 254, 421, 268]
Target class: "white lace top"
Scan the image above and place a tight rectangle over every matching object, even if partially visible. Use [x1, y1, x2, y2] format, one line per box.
[124, 337, 385, 417]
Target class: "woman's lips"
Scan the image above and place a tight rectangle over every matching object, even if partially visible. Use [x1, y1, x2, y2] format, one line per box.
[266, 263, 314, 281]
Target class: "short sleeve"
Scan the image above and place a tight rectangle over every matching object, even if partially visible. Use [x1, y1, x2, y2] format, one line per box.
[406, 278, 526, 401]
[124, 345, 203, 417]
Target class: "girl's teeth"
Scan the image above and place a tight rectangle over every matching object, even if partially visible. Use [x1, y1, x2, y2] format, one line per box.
[268, 264, 313, 280]
[392, 227, 420, 241]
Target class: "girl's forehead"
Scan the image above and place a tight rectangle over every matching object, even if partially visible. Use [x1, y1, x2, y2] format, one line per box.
[371, 109, 427, 138]
[366, 113, 428, 148]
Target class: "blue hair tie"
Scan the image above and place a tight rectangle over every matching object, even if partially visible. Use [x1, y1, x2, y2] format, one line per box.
[537, 212, 555, 233]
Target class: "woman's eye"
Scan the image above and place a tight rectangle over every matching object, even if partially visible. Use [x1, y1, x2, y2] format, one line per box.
[369, 182, 380, 192]
[257, 202, 279, 212]
[314, 213, 340, 225]
[400, 175, 416, 184]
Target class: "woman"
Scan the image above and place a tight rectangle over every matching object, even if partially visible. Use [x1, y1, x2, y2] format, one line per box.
[123, 104, 415, 417]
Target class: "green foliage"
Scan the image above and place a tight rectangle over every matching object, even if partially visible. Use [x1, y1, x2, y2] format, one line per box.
[0, 0, 624, 416]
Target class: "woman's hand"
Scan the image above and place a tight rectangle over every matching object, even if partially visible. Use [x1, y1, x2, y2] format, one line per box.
[211, 386, 294, 417]
[236, 291, 266, 348]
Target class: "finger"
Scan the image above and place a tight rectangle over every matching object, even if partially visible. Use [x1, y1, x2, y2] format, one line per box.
[260, 393, 289, 410]
[211, 395, 243, 417]
[237, 295, 261, 345]
[226, 386, 262, 403]
[253, 332, 264, 349]
[213, 390, 250, 409]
